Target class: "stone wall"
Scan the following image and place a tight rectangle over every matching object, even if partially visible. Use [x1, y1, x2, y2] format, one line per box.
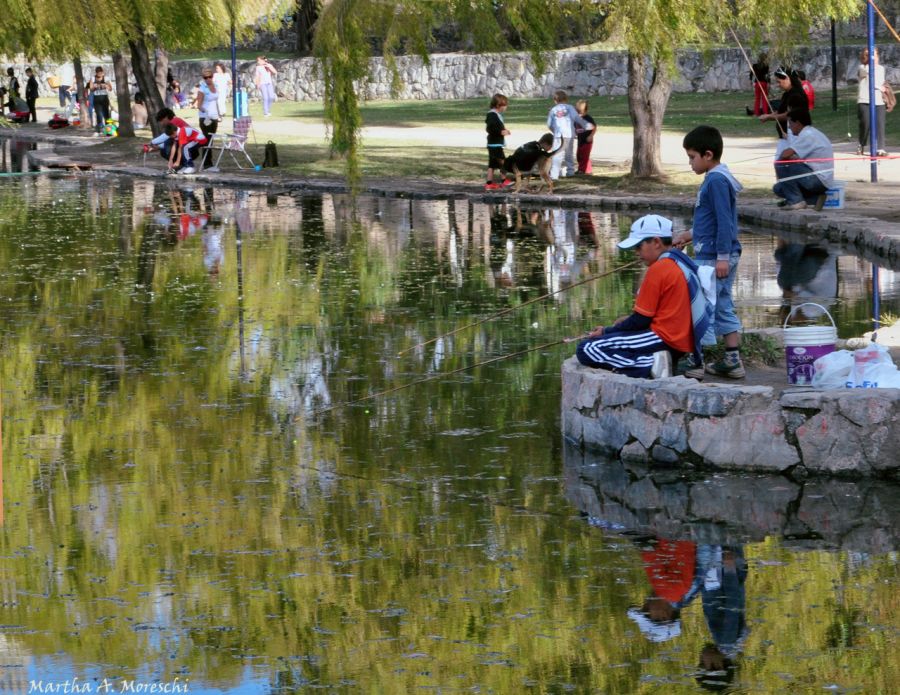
[563, 441, 900, 553]
[177, 45, 899, 103]
[561, 356, 900, 476]
[11, 44, 900, 105]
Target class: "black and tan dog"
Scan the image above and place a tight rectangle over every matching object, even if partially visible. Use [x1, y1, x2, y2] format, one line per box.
[502, 133, 562, 193]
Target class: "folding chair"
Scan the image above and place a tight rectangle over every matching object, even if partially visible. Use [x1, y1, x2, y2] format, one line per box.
[202, 116, 256, 171]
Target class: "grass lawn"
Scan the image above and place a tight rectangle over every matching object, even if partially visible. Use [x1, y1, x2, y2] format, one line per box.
[280, 88, 883, 142]
[244, 88, 883, 194]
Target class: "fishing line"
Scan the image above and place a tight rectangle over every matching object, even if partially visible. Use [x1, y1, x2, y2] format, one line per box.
[729, 27, 785, 138]
[397, 260, 640, 357]
[305, 337, 574, 418]
[869, 0, 900, 44]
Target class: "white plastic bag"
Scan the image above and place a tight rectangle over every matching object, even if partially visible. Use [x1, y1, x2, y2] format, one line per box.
[863, 363, 900, 388]
[812, 349, 853, 389]
[848, 343, 895, 388]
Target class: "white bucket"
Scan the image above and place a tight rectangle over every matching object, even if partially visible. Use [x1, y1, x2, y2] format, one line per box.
[783, 303, 838, 385]
[822, 180, 846, 209]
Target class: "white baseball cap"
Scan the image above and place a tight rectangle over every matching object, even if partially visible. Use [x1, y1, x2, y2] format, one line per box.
[626, 607, 682, 643]
[618, 214, 674, 249]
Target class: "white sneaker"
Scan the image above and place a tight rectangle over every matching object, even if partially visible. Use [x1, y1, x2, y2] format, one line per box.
[650, 350, 672, 379]
[181, 167, 195, 174]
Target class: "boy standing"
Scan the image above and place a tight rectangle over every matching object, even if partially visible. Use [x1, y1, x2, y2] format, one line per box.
[547, 89, 593, 180]
[677, 125, 744, 379]
[576, 215, 711, 379]
[485, 93, 512, 190]
[25, 68, 38, 122]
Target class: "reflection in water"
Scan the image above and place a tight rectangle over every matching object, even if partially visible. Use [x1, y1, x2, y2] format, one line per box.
[776, 241, 839, 323]
[567, 443, 898, 691]
[0, 175, 895, 691]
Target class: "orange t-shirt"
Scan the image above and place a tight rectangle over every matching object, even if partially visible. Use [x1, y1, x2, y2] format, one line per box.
[640, 539, 697, 604]
[633, 257, 693, 354]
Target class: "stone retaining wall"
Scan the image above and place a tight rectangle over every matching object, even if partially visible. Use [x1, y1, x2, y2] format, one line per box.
[169, 44, 900, 103]
[561, 356, 900, 475]
[12, 44, 900, 104]
[563, 442, 900, 553]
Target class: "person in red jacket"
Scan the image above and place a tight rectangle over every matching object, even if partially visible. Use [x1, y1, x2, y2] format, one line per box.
[798, 70, 815, 110]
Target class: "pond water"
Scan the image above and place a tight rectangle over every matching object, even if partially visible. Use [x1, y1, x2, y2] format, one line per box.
[0, 174, 897, 693]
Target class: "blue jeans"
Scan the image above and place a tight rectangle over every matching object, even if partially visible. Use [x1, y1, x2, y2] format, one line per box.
[773, 162, 828, 204]
[697, 253, 742, 344]
[58, 86, 73, 108]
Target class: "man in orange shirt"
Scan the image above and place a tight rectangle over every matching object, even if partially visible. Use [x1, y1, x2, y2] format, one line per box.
[576, 214, 707, 378]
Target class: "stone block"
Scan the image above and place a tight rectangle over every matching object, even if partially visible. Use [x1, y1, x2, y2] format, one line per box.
[780, 390, 826, 409]
[795, 413, 872, 474]
[644, 384, 688, 418]
[582, 411, 631, 453]
[836, 391, 898, 427]
[731, 386, 777, 415]
[688, 411, 800, 469]
[685, 386, 741, 416]
[659, 412, 688, 452]
[619, 408, 662, 449]
[562, 409, 583, 445]
[600, 376, 638, 407]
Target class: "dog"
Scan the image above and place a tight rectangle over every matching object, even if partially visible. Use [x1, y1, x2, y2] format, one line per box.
[503, 133, 563, 194]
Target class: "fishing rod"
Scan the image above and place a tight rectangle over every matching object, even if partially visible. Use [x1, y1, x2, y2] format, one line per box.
[729, 27, 785, 139]
[305, 336, 578, 419]
[396, 260, 640, 357]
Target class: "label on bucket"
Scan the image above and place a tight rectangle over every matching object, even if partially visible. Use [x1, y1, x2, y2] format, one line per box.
[786, 343, 835, 385]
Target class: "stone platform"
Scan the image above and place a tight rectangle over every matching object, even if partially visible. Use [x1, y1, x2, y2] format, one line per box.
[561, 357, 900, 476]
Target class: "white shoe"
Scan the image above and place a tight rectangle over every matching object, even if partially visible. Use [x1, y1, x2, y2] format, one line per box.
[785, 201, 807, 210]
[181, 167, 195, 174]
[206, 166, 220, 173]
[650, 350, 672, 379]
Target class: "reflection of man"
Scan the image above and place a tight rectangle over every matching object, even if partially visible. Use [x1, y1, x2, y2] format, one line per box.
[773, 108, 833, 210]
[628, 538, 702, 643]
[695, 545, 748, 691]
[775, 241, 838, 323]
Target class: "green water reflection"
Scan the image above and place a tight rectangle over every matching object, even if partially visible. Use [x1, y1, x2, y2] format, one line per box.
[0, 176, 895, 693]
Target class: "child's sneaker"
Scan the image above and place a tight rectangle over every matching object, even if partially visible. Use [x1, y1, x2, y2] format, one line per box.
[650, 351, 672, 379]
[501, 178, 514, 188]
[484, 182, 500, 190]
[677, 353, 705, 380]
[704, 355, 746, 379]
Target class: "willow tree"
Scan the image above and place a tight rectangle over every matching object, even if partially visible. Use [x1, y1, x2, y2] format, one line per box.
[607, 0, 862, 178]
[312, 0, 864, 181]
[314, 0, 579, 184]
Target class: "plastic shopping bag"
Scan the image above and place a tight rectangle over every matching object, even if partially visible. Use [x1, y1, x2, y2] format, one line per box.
[812, 349, 853, 389]
[847, 343, 897, 388]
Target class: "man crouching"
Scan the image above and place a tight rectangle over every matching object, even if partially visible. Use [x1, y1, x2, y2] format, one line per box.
[576, 214, 712, 379]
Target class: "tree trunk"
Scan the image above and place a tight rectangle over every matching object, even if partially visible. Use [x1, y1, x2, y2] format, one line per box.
[112, 51, 134, 138]
[154, 47, 169, 99]
[295, 0, 319, 55]
[129, 38, 165, 136]
[627, 51, 672, 179]
[73, 57, 89, 129]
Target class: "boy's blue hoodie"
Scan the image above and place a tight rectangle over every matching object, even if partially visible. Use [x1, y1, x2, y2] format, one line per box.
[692, 163, 743, 261]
